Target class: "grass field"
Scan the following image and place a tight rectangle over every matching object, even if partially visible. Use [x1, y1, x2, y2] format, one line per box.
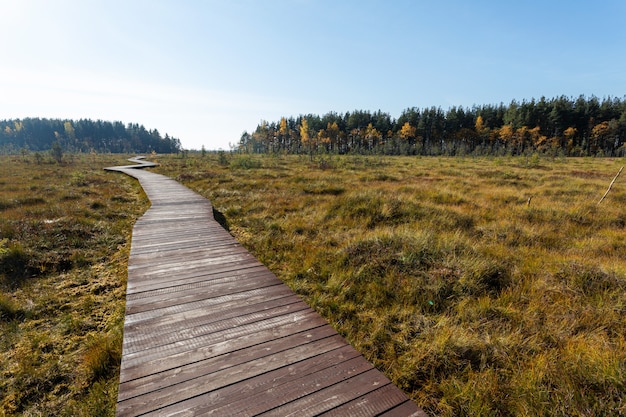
[152, 153, 626, 417]
[0, 154, 148, 416]
[1, 152, 625, 416]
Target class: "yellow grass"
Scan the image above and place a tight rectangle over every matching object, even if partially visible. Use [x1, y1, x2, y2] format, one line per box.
[153, 153, 626, 416]
[4, 152, 623, 415]
[0, 154, 148, 416]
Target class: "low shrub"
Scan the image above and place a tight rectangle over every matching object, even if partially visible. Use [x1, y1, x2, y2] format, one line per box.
[230, 154, 262, 169]
[82, 331, 123, 383]
[327, 193, 426, 228]
[0, 243, 33, 285]
[0, 293, 21, 321]
[556, 262, 625, 295]
[458, 256, 513, 296]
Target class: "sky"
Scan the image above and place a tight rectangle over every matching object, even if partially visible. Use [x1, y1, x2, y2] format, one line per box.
[1, 0, 625, 150]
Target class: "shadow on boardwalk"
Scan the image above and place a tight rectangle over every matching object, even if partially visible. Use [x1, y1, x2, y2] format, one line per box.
[106, 157, 427, 416]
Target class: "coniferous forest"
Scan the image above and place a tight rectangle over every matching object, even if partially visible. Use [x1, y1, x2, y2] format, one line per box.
[0, 118, 182, 154]
[242, 95, 626, 157]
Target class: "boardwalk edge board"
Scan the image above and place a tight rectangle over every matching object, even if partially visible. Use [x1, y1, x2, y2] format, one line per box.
[106, 157, 427, 416]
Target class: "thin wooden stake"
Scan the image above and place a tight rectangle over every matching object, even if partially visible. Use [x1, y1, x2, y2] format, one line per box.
[598, 166, 624, 204]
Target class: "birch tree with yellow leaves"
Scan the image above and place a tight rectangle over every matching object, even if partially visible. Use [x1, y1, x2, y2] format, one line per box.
[300, 118, 314, 160]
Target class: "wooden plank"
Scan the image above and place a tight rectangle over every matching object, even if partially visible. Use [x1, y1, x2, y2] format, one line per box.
[124, 269, 280, 310]
[121, 306, 318, 367]
[117, 335, 349, 416]
[150, 345, 365, 416]
[124, 264, 272, 302]
[256, 368, 391, 416]
[127, 253, 259, 277]
[123, 292, 301, 348]
[107, 158, 426, 416]
[124, 292, 299, 341]
[318, 384, 413, 417]
[124, 274, 290, 320]
[117, 325, 339, 402]
[127, 252, 256, 275]
[119, 310, 328, 379]
[377, 401, 430, 417]
[125, 258, 265, 294]
[122, 297, 311, 355]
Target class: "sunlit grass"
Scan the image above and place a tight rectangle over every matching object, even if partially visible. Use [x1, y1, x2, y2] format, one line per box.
[154, 153, 626, 416]
[0, 154, 148, 416]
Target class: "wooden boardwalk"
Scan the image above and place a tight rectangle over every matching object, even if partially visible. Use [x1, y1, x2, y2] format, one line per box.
[106, 157, 426, 417]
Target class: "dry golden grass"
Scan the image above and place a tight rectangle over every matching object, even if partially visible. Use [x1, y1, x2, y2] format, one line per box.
[153, 153, 626, 416]
[0, 154, 148, 416]
[5, 152, 622, 415]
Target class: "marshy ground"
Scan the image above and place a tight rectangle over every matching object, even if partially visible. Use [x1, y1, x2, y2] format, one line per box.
[1, 152, 625, 416]
[0, 154, 147, 416]
[156, 153, 625, 416]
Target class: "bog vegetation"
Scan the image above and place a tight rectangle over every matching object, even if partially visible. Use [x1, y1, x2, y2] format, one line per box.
[0, 154, 148, 416]
[2, 149, 625, 416]
[153, 152, 625, 416]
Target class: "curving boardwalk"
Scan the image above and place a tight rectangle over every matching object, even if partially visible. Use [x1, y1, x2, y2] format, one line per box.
[106, 157, 426, 417]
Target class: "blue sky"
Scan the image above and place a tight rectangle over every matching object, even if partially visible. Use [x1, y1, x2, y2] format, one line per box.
[1, 0, 624, 150]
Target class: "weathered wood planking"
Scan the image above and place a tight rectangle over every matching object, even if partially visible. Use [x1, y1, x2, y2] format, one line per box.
[106, 157, 427, 416]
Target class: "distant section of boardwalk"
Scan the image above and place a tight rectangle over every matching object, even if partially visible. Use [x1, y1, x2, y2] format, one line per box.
[106, 157, 426, 416]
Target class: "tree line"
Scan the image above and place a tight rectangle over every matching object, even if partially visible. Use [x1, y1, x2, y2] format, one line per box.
[241, 95, 626, 157]
[0, 118, 182, 154]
